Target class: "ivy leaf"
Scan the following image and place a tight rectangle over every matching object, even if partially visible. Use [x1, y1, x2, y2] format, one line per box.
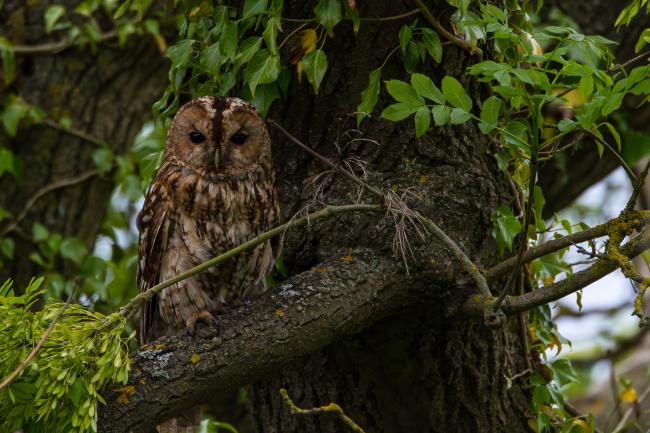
[601, 92, 624, 116]
[92, 148, 114, 174]
[491, 205, 522, 255]
[411, 73, 444, 104]
[442, 76, 473, 111]
[0, 148, 15, 177]
[166, 39, 194, 72]
[44, 5, 65, 34]
[200, 42, 223, 79]
[263, 17, 278, 55]
[431, 105, 451, 126]
[356, 68, 381, 126]
[32, 223, 49, 242]
[385, 80, 424, 106]
[450, 107, 472, 124]
[246, 48, 280, 97]
[414, 107, 431, 137]
[2, 102, 29, 137]
[220, 22, 239, 60]
[479, 95, 501, 133]
[300, 49, 328, 94]
[550, 359, 576, 387]
[314, 0, 342, 36]
[242, 0, 268, 18]
[381, 103, 418, 121]
[235, 37, 263, 67]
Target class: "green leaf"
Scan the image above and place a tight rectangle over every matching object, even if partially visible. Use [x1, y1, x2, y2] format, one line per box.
[200, 42, 222, 79]
[92, 148, 114, 173]
[314, 0, 342, 36]
[450, 107, 472, 124]
[242, 81, 280, 118]
[601, 92, 624, 116]
[220, 22, 239, 60]
[263, 17, 278, 55]
[411, 73, 444, 104]
[2, 102, 29, 137]
[491, 205, 522, 255]
[431, 105, 451, 126]
[601, 122, 622, 150]
[381, 103, 418, 121]
[399, 25, 412, 54]
[551, 359, 576, 386]
[442, 76, 472, 111]
[0, 39, 15, 85]
[356, 68, 381, 126]
[420, 28, 442, 63]
[166, 39, 194, 71]
[242, 0, 268, 18]
[44, 5, 65, 33]
[246, 48, 280, 97]
[385, 80, 424, 106]
[60, 238, 88, 265]
[300, 49, 328, 94]
[0, 238, 14, 259]
[478, 96, 501, 134]
[414, 107, 431, 137]
[32, 223, 49, 242]
[579, 74, 594, 98]
[0, 147, 15, 177]
[113, 0, 131, 19]
[235, 37, 263, 67]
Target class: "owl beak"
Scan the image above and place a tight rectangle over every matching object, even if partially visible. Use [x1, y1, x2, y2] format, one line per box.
[214, 150, 220, 168]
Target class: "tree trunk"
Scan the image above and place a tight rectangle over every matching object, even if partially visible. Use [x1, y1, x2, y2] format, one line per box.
[244, 2, 530, 431]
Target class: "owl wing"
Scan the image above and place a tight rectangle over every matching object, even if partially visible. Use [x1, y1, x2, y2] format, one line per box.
[136, 181, 172, 345]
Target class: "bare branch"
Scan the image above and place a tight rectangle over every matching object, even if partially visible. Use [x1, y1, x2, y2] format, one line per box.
[11, 31, 118, 55]
[484, 211, 650, 281]
[0, 169, 102, 237]
[465, 224, 650, 316]
[279, 388, 367, 433]
[411, 0, 482, 56]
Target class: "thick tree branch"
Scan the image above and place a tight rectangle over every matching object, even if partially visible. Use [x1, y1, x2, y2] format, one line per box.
[98, 251, 420, 432]
[484, 211, 649, 281]
[466, 225, 650, 316]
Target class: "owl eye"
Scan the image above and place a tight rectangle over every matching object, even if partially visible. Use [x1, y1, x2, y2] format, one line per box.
[189, 132, 206, 144]
[230, 132, 247, 145]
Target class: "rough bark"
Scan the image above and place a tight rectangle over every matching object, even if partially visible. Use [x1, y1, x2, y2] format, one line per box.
[0, 2, 167, 288]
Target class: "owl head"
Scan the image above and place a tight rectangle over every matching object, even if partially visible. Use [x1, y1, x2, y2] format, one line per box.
[164, 96, 271, 174]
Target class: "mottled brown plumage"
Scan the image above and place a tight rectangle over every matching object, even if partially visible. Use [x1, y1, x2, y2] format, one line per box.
[137, 96, 281, 345]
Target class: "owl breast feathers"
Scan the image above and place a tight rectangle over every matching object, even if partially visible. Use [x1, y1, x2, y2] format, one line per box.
[136, 96, 281, 344]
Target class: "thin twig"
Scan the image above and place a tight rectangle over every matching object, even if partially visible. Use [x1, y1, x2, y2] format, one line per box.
[43, 119, 105, 147]
[484, 210, 650, 281]
[611, 382, 650, 433]
[0, 169, 102, 237]
[119, 204, 383, 318]
[583, 129, 636, 181]
[361, 9, 420, 22]
[268, 119, 493, 299]
[625, 158, 650, 212]
[464, 224, 650, 316]
[608, 49, 650, 73]
[0, 287, 76, 391]
[412, 0, 482, 56]
[11, 30, 118, 55]
[279, 388, 367, 433]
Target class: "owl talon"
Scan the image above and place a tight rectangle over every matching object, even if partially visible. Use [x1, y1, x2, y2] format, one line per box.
[186, 310, 218, 337]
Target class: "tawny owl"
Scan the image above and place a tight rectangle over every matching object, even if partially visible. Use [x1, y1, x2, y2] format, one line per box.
[137, 96, 281, 345]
